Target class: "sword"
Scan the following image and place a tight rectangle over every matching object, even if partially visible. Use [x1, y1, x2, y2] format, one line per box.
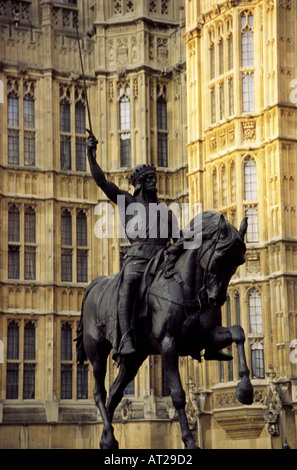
[75, 19, 93, 136]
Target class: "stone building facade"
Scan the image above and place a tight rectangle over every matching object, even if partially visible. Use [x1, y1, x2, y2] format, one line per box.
[185, 0, 297, 449]
[1, 0, 297, 450]
[0, 0, 188, 449]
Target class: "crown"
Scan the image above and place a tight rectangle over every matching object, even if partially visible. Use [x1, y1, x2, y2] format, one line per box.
[129, 164, 156, 187]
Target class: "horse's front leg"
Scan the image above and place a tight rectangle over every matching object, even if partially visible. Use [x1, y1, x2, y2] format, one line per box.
[208, 324, 253, 405]
[230, 325, 253, 405]
[162, 335, 199, 450]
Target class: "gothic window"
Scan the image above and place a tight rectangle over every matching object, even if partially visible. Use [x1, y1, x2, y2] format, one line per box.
[60, 87, 71, 170]
[61, 321, 89, 399]
[210, 43, 215, 80]
[7, 79, 36, 166]
[251, 341, 265, 379]
[8, 205, 20, 242]
[24, 83, 36, 166]
[76, 211, 88, 283]
[241, 11, 255, 112]
[7, 321, 19, 360]
[8, 206, 20, 279]
[76, 211, 87, 246]
[226, 295, 233, 381]
[61, 323, 72, 399]
[61, 210, 72, 282]
[230, 162, 236, 203]
[25, 207, 36, 243]
[119, 85, 131, 167]
[61, 210, 72, 246]
[219, 82, 225, 121]
[75, 91, 86, 171]
[8, 246, 20, 279]
[235, 291, 241, 325]
[228, 78, 234, 116]
[245, 206, 259, 243]
[241, 12, 254, 67]
[244, 156, 257, 200]
[77, 364, 88, 399]
[24, 207, 36, 280]
[219, 38, 224, 76]
[23, 322, 36, 399]
[212, 168, 218, 209]
[8, 88, 19, 165]
[157, 85, 168, 167]
[249, 289, 263, 334]
[248, 289, 265, 378]
[242, 73, 255, 112]
[227, 33, 233, 71]
[6, 320, 36, 399]
[221, 165, 227, 206]
[210, 87, 216, 124]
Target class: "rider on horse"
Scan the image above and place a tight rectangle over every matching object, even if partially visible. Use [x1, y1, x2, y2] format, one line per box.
[87, 134, 179, 355]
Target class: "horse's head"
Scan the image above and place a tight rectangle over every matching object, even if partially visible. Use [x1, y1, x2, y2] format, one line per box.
[200, 213, 247, 309]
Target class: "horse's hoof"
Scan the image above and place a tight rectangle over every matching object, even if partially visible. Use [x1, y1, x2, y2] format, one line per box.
[236, 381, 253, 405]
[100, 438, 119, 449]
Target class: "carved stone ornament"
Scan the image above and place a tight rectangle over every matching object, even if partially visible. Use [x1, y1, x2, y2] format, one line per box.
[242, 121, 256, 142]
[264, 402, 279, 436]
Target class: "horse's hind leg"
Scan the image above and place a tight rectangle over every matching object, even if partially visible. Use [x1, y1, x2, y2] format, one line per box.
[106, 354, 146, 422]
[88, 339, 118, 449]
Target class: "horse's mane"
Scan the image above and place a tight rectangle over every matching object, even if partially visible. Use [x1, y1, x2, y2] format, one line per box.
[167, 210, 226, 257]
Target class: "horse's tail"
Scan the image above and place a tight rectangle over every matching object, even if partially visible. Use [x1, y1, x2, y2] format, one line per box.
[75, 279, 98, 365]
[75, 292, 88, 365]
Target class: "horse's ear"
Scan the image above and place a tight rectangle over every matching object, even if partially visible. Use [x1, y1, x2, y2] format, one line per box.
[218, 213, 228, 236]
[239, 217, 248, 240]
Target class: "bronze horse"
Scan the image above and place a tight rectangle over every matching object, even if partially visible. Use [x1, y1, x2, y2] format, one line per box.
[76, 211, 253, 449]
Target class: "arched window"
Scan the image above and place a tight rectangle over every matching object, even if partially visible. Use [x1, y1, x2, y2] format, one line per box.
[241, 11, 255, 112]
[76, 211, 88, 283]
[230, 161, 236, 203]
[25, 206, 36, 243]
[61, 209, 72, 246]
[245, 206, 259, 243]
[157, 85, 168, 167]
[219, 38, 224, 75]
[60, 87, 71, 170]
[61, 323, 73, 398]
[251, 340, 265, 379]
[244, 156, 257, 200]
[119, 85, 131, 167]
[227, 32, 233, 71]
[76, 211, 87, 247]
[221, 165, 227, 206]
[8, 205, 20, 242]
[61, 210, 72, 282]
[241, 12, 254, 67]
[226, 295, 233, 381]
[212, 168, 218, 208]
[210, 42, 215, 80]
[248, 289, 262, 334]
[75, 91, 86, 171]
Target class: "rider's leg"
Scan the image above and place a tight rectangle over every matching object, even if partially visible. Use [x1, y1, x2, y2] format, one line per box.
[117, 261, 145, 355]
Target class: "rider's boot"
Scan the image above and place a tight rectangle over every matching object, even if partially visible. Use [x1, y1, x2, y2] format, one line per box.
[117, 295, 136, 355]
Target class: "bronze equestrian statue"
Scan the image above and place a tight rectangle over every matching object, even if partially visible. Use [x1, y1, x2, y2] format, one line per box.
[76, 135, 253, 449]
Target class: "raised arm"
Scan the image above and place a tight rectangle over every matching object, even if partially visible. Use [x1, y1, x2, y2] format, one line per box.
[87, 134, 131, 205]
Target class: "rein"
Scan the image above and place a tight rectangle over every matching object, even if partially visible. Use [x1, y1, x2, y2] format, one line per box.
[150, 228, 223, 313]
